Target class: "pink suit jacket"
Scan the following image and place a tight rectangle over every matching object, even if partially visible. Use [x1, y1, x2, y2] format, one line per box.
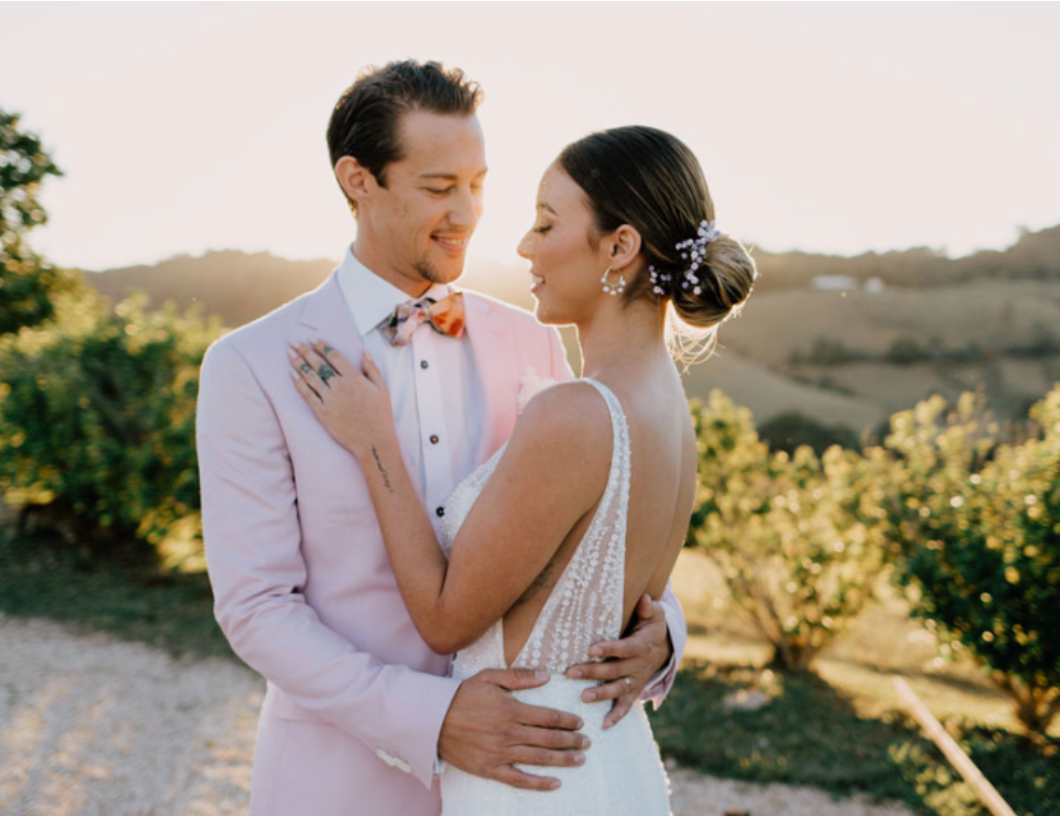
[196, 270, 687, 816]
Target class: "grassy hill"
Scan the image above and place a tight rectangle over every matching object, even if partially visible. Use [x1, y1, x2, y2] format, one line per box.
[81, 225, 1060, 434]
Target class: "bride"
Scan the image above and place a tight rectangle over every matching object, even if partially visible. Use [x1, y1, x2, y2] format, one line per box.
[290, 125, 756, 815]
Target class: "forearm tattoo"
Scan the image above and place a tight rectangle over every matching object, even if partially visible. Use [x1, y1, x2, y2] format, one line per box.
[370, 445, 393, 492]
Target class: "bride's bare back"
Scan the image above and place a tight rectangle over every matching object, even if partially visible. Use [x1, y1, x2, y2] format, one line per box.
[498, 362, 695, 666]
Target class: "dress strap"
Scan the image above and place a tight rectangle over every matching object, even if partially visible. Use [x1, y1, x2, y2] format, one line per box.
[580, 378, 628, 447]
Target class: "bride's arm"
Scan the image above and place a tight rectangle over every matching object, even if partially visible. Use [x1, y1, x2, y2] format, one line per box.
[290, 341, 610, 655]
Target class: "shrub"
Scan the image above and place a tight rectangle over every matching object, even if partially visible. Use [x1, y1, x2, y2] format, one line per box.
[0, 287, 222, 562]
[800, 336, 869, 366]
[886, 336, 931, 365]
[880, 387, 1060, 737]
[758, 410, 861, 455]
[687, 391, 889, 670]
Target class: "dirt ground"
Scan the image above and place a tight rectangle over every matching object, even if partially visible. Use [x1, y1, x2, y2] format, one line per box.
[0, 614, 914, 816]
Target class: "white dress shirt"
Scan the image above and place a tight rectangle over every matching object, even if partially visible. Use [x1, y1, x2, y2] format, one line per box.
[336, 246, 485, 536]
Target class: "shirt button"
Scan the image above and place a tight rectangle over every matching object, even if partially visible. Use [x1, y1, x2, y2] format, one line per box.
[436, 506, 445, 518]
[430, 434, 439, 445]
[420, 360, 429, 370]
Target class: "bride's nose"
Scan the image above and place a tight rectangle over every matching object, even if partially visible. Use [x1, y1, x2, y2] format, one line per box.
[517, 231, 535, 260]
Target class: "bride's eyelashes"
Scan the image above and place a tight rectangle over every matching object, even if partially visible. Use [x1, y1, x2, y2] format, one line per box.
[532, 224, 552, 235]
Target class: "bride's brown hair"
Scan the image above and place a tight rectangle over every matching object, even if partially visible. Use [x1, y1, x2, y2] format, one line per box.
[558, 127, 757, 348]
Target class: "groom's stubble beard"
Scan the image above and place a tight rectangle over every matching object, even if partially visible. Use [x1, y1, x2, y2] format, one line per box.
[414, 256, 463, 286]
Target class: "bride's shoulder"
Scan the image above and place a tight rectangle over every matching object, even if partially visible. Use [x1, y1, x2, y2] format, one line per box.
[512, 381, 613, 456]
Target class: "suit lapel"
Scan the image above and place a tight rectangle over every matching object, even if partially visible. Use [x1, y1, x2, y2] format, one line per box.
[293, 271, 365, 365]
[295, 280, 520, 470]
[464, 295, 519, 466]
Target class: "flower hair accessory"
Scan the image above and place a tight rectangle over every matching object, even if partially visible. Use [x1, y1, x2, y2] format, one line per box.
[649, 219, 722, 296]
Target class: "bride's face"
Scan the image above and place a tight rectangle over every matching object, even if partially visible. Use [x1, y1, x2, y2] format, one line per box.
[518, 165, 607, 325]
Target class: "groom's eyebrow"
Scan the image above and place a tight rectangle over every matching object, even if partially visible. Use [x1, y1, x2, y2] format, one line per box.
[418, 168, 489, 181]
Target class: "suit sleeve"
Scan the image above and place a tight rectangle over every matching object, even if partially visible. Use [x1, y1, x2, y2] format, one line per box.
[196, 338, 460, 790]
[640, 580, 686, 708]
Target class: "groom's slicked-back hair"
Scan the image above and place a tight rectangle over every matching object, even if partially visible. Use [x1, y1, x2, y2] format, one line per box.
[328, 60, 483, 214]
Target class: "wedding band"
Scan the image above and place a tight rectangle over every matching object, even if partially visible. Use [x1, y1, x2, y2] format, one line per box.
[623, 677, 633, 692]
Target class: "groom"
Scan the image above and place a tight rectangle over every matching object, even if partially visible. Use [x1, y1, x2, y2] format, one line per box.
[196, 60, 686, 816]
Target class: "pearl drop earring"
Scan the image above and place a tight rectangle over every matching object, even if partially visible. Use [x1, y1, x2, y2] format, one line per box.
[600, 266, 626, 296]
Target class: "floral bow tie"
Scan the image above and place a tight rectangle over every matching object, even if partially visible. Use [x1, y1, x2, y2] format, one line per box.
[383, 292, 466, 346]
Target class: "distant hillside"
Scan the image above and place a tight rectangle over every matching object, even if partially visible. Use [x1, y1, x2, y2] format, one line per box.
[86, 250, 336, 330]
[83, 223, 1060, 320]
[81, 224, 1060, 433]
[749, 223, 1060, 292]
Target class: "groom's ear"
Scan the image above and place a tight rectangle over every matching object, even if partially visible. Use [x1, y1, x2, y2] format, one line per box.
[335, 156, 374, 209]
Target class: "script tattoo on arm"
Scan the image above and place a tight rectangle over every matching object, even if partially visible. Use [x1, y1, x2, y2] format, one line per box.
[370, 445, 393, 492]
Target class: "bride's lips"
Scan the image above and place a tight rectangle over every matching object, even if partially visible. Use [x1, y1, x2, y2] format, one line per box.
[432, 234, 469, 255]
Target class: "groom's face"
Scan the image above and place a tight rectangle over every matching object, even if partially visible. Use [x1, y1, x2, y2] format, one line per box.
[360, 110, 487, 291]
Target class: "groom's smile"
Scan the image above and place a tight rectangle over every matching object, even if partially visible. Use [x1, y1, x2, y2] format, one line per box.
[432, 232, 470, 255]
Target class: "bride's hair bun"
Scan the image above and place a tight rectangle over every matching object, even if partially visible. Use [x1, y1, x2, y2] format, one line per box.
[558, 126, 757, 341]
[663, 229, 757, 331]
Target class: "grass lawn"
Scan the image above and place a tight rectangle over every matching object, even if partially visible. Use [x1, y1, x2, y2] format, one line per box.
[658, 548, 1060, 816]
[1, 525, 1056, 815]
[0, 525, 231, 660]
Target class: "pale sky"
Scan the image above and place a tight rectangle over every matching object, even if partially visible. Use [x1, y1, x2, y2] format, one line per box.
[3, 2, 1059, 272]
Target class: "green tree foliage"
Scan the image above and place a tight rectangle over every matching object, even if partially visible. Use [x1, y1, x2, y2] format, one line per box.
[0, 109, 79, 335]
[758, 410, 861, 455]
[688, 391, 889, 670]
[0, 287, 222, 561]
[881, 387, 1060, 736]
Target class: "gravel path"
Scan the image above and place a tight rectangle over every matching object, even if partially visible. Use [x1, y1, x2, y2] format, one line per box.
[0, 615, 914, 816]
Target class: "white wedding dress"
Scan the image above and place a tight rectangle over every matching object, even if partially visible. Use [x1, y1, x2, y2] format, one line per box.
[438, 379, 672, 816]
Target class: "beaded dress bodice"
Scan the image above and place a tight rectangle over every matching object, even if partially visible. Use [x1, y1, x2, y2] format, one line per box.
[438, 379, 631, 676]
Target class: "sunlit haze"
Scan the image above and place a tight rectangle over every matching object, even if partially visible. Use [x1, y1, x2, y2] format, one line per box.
[3, 2, 1059, 272]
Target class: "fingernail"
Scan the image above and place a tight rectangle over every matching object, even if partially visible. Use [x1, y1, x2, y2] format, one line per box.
[582, 737, 592, 749]
[573, 753, 585, 765]
[567, 668, 582, 679]
[576, 718, 584, 729]
[589, 646, 602, 657]
[535, 670, 548, 680]
[583, 691, 596, 702]
[549, 780, 561, 791]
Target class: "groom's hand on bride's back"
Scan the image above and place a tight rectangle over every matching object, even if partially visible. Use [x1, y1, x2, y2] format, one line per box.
[439, 668, 589, 791]
[564, 594, 672, 729]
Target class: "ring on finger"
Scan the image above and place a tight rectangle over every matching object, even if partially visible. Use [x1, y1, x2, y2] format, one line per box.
[299, 362, 312, 374]
[623, 677, 633, 692]
[318, 362, 337, 384]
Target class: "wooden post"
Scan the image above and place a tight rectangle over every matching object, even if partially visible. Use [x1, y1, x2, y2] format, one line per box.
[892, 677, 1018, 816]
